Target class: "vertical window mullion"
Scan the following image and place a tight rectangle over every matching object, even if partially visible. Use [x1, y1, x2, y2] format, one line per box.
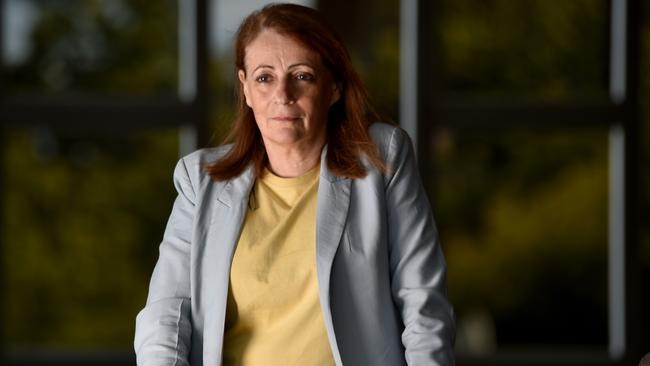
[178, 0, 198, 157]
[607, 0, 627, 360]
[399, 0, 418, 156]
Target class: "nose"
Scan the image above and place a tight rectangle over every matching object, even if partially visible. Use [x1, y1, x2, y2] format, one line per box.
[273, 77, 295, 105]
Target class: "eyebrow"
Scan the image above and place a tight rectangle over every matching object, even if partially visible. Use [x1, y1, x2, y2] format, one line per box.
[252, 62, 315, 73]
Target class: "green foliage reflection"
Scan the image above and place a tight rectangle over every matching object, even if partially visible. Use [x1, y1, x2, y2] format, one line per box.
[4, 129, 177, 347]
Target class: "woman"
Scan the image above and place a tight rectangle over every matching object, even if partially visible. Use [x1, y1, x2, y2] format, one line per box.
[135, 3, 455, 366]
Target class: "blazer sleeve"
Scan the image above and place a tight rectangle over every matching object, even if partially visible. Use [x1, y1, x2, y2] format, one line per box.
[384, 127, 456, 365]
[134, 157, 194, 366]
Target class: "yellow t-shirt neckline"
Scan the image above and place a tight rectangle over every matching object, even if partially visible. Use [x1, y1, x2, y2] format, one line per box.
[260, 163, 320, 187]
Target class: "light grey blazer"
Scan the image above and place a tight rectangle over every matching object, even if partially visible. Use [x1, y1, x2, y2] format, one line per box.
[134, 123, 455, 366]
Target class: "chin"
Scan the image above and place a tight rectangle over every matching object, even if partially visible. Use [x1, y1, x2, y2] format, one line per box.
[265, 130, 305, 146]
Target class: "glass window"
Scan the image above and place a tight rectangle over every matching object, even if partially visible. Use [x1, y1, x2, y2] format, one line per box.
[2, 0, 178, 96]
[437, 0, 608, 100]
[2, 127, 179, 350]
[426, 127, 609, 355]
[322, 0, 400, 120]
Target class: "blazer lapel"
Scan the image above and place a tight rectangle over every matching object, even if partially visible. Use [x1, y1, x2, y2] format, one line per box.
[316, 145, 351, 366]
[201, 164, 255, 364]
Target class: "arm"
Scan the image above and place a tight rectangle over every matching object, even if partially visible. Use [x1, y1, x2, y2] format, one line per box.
[134, 158, 194, 366]
[385, 127, 456, 365]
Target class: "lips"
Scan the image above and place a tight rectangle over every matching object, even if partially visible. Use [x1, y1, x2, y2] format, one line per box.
[271, 116, 300, 121]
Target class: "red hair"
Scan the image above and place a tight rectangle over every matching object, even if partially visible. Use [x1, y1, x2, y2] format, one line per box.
[207, 3, 386, 180]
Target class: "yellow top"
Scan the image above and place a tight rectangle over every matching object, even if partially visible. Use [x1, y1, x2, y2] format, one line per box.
[222, 164, 335, 366]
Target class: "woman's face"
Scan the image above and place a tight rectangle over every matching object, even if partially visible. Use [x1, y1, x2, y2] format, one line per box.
[238, 29, 340, 151]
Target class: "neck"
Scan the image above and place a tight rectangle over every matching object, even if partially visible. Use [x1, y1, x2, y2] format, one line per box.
[264, 139, 325, 178]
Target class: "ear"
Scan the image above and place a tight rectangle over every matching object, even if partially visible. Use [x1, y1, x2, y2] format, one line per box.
[238, 69, 252, 107]
[330, 83, 341, 107]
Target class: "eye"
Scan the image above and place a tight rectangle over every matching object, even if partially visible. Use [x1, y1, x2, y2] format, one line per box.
[255, 74, 272, 83]
[295, 72, 314, 81]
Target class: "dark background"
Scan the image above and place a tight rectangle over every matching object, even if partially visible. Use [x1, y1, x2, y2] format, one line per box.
[0, 0, 647, 365]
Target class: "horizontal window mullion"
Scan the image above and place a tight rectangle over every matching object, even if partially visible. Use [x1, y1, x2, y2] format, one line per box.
[430, 99, 626, 129]
[0, 97, 198, 131]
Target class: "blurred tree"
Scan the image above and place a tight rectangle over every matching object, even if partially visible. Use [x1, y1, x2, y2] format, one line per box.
[5, 0, 178, 95]
[318, 0, 400, 120]
[3, 0, 180, 348]
[438, 0, 608, 100]
[437, 129, 608, 346]
[4, 129, 177, 346]
[431, 0, 611, 350]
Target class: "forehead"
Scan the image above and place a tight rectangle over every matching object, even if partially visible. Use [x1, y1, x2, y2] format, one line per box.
[244, 29, 321, 69]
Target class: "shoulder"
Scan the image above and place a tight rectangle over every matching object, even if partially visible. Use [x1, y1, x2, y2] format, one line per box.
[172, 144, 234, 200]
[179, 144, 232, 172]
[367, 122, 413, 167]
[368, 121, 397, 148]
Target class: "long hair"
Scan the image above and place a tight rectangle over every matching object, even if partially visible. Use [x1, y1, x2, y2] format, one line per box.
[207, 3, 386, 180]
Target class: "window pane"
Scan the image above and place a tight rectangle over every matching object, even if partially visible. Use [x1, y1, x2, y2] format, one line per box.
[2, 0, 178, 96]
[2, 127, 179, 349]
[437, 0, 608, 100]
[426, 127, 609, 355]
[320, 0, 400, 120]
